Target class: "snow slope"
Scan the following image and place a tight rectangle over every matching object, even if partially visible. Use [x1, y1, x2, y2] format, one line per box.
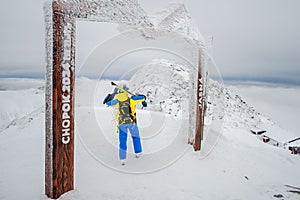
[0, 78, 44, 132]
[0, 77, 300, 200]
[129, 59, 191, 118]
[226, 82, 300, 137]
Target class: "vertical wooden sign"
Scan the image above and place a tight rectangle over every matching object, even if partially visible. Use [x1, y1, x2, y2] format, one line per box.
[45, 2, 75, 199]
[194, 51, 204, 151]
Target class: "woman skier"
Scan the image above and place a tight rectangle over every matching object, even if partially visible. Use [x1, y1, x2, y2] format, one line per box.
[103, 84, 146, 165]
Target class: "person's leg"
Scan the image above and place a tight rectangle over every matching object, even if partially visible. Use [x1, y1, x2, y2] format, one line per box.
[129, 123, 142, 154]
[118, 124, 128, 160]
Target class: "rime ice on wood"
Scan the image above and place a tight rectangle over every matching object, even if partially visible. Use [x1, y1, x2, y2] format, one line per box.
[44, 1, 54, 195]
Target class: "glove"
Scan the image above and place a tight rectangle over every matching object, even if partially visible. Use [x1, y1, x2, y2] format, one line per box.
[113, 88, 119, 94]
[103, 93, 114, 104]
[142, 101, 147, 107]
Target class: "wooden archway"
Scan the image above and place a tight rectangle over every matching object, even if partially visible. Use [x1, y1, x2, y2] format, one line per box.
[44, 0, 204, 198]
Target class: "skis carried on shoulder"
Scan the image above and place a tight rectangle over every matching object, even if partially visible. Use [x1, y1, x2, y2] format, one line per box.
[111, 81, 135, 96]
[110, 82, 147, 108]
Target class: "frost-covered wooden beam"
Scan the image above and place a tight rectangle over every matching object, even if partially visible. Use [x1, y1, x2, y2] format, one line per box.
[51, 0, 152, 25]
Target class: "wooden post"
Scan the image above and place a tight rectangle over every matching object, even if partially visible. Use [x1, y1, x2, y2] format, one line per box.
[194, 50, 204, 151]
[45, 2, 75, 199]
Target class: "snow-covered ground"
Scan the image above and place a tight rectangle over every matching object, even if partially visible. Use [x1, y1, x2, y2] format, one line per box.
[0, 77, 300, 200]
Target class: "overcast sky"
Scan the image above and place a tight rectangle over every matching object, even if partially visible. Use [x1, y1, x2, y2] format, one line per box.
[0, 0, 299, 84]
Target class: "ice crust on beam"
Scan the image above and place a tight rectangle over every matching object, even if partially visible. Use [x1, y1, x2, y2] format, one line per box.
[51, 0, 152, 26]
[44, 1, 54, 192]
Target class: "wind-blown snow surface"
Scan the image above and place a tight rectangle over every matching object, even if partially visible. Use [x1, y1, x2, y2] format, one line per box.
[0, 77, 300, 200]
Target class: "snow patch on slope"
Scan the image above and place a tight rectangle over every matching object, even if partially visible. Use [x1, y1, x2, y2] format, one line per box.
[129, 59, 190, 118]
[128, 59, 290, 145]
[0, 78, 44, 131]
[207, 80, 265, 129]
[206, 79, 296, 143]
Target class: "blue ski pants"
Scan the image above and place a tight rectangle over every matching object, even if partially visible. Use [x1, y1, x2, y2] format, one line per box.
[118, 123, 142, 160]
